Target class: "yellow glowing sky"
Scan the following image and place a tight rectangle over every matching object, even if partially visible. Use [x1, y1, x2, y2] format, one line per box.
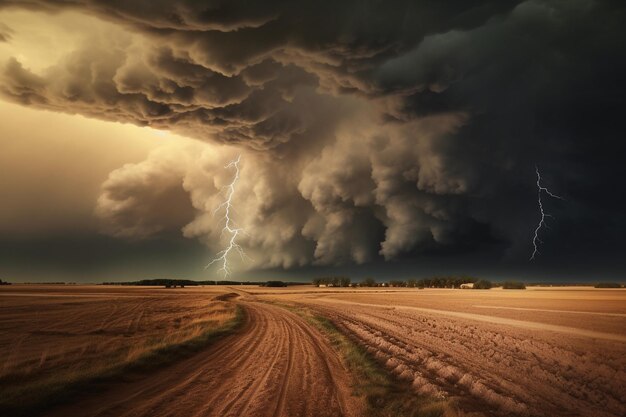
[0, 9, 125, 72]
[0, 9, 209, 238]
[0, 99, 169, 235]
[0, 9, 192, 236]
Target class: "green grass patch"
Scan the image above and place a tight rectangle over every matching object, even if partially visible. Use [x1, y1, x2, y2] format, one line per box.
[0, 306, 245, 417]
[273, 302, 459, 417]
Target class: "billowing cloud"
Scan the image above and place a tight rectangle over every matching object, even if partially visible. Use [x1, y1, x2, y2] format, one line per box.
[0, 0, 522, 150]
[2, 0, 625, 273]
[95, 144, 197, 239]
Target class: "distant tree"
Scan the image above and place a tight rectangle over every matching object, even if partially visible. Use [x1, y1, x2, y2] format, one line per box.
[330, 277, 340, 287]
[474, 280, 493, 289]
[315, 277, 332, 286]
[407, 278, 417, 288]
[312, 278, 322, 287]
[411, 275, 484, 288]
[362, 277, 377, 287]
[502, 281, 526, 289]
[594, 282, 622, 288]
[0, 279, 10, 286]
[339, 277, 351, 287]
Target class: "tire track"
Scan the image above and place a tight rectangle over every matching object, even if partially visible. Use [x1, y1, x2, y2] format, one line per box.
[272, 320, 295, 417]
[43, 300, 362, 417]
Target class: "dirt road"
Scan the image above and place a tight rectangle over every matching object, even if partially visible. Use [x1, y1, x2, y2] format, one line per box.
[44, 297, 361, 417]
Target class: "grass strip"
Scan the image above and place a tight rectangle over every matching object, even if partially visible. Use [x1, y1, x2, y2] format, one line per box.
[272, 302, 459, 417]
[0, 305, 245, 417]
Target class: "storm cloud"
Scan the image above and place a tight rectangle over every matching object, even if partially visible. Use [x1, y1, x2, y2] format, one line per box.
[1, 0, 625, 274]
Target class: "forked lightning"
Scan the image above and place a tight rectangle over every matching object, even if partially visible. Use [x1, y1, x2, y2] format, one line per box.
[206, 155, 248, 277]
[530, 166, 564, 261]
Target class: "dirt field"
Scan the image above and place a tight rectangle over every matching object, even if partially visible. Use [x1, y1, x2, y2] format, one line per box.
[0, 285, 361, 417]
[253, 287, 626, 417]
[1, 285, 624, 417]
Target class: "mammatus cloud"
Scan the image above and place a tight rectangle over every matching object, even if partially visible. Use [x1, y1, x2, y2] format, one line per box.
[2, 0, 626, 270]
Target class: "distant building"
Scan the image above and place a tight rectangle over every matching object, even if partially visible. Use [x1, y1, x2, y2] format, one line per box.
[460, 283, 474, 289]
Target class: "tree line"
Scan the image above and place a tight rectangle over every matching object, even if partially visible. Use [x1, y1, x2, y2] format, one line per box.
[388, 277, 494, 289]
[312, 277, 352, 287]
[312, 276, 498, 289]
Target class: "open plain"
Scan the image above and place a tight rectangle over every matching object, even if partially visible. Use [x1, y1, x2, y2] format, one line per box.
[254, 286, 626, 417]
[1, 285, 624, 417]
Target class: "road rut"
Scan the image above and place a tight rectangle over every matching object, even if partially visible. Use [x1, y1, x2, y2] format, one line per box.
[44, 299, 361, 417]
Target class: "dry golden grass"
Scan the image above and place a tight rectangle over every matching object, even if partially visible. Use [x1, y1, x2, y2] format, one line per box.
[0, 285, 239, 414]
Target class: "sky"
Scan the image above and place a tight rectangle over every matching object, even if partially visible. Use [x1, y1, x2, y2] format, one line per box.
[0, 0, 625, 283]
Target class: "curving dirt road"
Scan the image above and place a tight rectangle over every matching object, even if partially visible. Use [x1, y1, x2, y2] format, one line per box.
[44, 298, 362, 417]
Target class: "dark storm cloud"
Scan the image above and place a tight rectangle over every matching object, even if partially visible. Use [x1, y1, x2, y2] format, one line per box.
[0, 233, 209, 282]
[0, 0, 522, 149]
[1, 0, 625, 272]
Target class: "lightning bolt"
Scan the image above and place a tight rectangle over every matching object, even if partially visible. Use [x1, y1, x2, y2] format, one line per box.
[206, 155, 248, 278]
[530, 166, 564, 261]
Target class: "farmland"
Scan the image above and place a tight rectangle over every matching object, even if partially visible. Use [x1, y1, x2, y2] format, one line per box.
[1, 285, 624, 417]
[254, 286, 626, 417]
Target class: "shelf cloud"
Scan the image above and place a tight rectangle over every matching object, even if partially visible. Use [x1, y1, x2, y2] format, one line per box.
[1, 0, 625, 273]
